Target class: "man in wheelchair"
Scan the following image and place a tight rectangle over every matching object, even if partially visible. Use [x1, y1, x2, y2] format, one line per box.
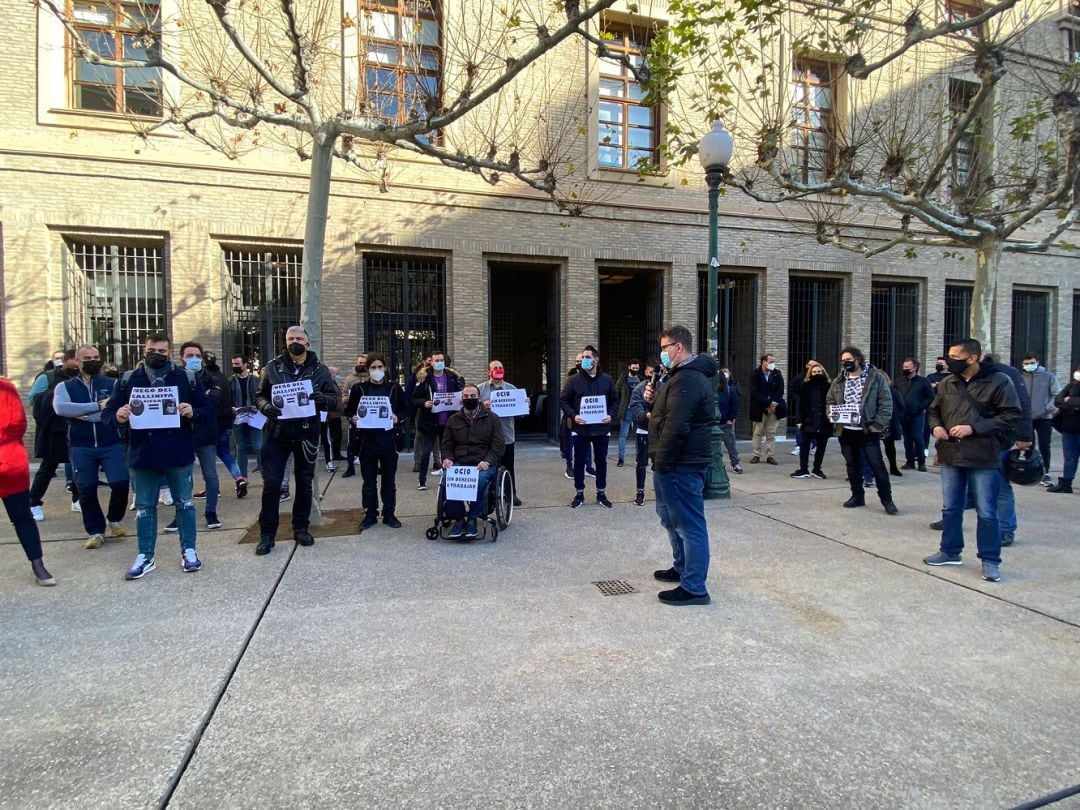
[440, 385, 505, 539]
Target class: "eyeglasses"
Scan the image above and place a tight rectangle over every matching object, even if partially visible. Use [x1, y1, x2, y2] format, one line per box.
[660, 343, 678, 352]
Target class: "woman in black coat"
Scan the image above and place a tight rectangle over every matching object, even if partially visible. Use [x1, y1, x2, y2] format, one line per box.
[791, 361, 832, 479]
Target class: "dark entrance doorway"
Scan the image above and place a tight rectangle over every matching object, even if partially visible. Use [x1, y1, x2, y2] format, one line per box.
[598, 267, 664, 379]
[699, 271, 759, 438]
[489, 261, 560, 439]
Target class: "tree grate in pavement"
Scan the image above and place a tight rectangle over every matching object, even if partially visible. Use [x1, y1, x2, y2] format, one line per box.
[592, 580, 637, 596]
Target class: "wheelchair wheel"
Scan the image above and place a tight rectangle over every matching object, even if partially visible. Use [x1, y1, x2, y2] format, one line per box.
[425, 526, 440, 541]
[494, 466, 513, 530]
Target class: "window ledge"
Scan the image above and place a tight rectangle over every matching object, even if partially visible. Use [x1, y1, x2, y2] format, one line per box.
[41, 107, 172, 135]
[592, 167, 672, 188]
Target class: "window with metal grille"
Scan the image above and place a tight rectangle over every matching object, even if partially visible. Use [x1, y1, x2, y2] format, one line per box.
[949, 79, 979, 186]
[788, 276, 844, 379]
[698, 272, 759, 439]
[598, 23, 658, 170]
[1066, 27, 1080, 63]
[221, 248, 302, 369]
[943, 284, 973, 354]
[870, 281, 919, 380]
[359, 0, 440, 138]
[790, 59, 838, 185]
[363, 253, 446, 384]
[70, 0, 162, 117]
[1011, 289, 1050, 368]
[64, 239, 167, 369]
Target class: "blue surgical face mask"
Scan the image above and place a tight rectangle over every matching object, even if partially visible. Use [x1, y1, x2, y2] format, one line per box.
[660, 352, 673, 369]
[185, 357, 202, 372]
[433, 361, 445, 372]
[581, 357, 594, 372]
[1023, 363, 1037, 373]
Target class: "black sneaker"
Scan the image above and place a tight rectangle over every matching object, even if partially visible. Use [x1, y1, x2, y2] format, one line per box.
[418, 483, 428, 491]
[235, 478, 248, 499]
[917, 464, 928, 472]
[255, 536, 275, 556]
[447, 520, 465, 539]
[843, 496, 865, 508]
[279, 488, 291, 503]
[564, 469, 574, 480]
[342, 468, 356, 479]
[790, 469, 810, 479]
[383, 514, 402, 529]
[901, 461, 916, 470]
[295, 531, 315, 547]
[164, 518, 179, 533]
[732, 464, 743, 474]
[1000, 532, 1015, 547]
[596, 493, 613, 508]
[653, 567, 680, 582]
[617, 458, 624, 467]
[658, 586, 710, 605]
[570, 493, 585, 509]
[513, 497, 523, 507]
[929, 519, 944, 531]
[206, 511, 222, 529]
[634, 491, 645, 507]
[882, 500, 899, 515]
[811, 469, 827, 480]
[359, 514, 378, 531]
[464, 518, 479, 539]
[585, 467, 597, 478]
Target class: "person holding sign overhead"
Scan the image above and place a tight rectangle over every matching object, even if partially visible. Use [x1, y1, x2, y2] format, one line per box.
[252, 325, 340, 557]
[825, 346, 898, 515]
[440, 385, 505, 539]
[103, 332, 213, 580]
[345, 352, 407, 531]
[412, 349, 464, 492]
[478, 359, 528, 507]
[560, 345, 618, 509]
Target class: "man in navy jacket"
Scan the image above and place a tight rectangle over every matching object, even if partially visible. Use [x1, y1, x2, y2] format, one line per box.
[103, 332, 213, 580]
[560, 345, 618, 508]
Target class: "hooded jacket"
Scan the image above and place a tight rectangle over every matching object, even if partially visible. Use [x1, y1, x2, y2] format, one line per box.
[825, 365, 893, 437]
[648, 353, 718, 471]
[1021, 365, 1061, 421]
[928, 360, 1021, 468]
[0, 379, 32, 499]
[616, 371, 644, 422]
[412, 366, 465, 435]
[255, 350, 340, 443]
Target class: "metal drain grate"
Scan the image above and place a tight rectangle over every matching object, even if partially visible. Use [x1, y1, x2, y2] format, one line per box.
[592, 580, 637, 596]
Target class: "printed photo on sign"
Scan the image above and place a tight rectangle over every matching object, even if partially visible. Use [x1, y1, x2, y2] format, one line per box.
[355, 396, 393, 430]
[489, 388, 529, 418]
[444, 465, 480, 501]
[578, 395, 608, 424]
[273, 380, 316, 420]
[432, 392, 462, 414]
[234, 406, 267, 429]
[830, 405, 861, 425]
[128, 386, 181, 430]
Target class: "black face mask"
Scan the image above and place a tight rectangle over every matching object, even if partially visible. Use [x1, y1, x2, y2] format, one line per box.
[355, 365, 366, 375]
[81, 360, 103, 376]
[946, 357, 970, 376]
[287, 342, 306, 357]
[232, 366, 243, 373]
[145, 353, 169, 370]
[842, 360, 857, 372]
[902, 369, 914, 377]
[936, 364, 946, 373]
[462, 398, 480, 411]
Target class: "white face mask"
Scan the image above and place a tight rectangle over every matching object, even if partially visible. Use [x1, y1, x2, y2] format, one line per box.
[766, 363, 776, 372]
[369, 368, 386, 383]
[1074, 371, 1080, 383]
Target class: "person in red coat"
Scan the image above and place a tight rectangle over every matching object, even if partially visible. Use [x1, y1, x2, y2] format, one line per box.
[0, 377, 55, 585]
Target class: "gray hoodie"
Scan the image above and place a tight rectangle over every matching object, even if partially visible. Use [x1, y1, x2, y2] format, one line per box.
[1021, 365, 1061, 421]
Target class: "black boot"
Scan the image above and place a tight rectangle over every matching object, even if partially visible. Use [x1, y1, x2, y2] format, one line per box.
[1046, 478, 1074, 493]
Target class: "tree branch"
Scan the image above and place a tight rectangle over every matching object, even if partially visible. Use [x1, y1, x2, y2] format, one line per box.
[280, 0, 311, 98]
[1002, 207, 1080, 251]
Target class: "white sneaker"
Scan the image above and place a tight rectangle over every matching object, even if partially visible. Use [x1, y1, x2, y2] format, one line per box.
[159, 489, 173, 506]
[433, 468, 442, 476]
[326, 461, 336, 472]
[71, 501, 82, 512]
[31, 505, 44, 521]
[789, 447, 800, 455]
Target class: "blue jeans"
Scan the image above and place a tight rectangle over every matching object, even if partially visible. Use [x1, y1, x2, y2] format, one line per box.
[461, 465, 496, 518]
[654, 464, 711, 596]
[618, 412, 633, 460]
[216, 430, 242, 480]
[997, 449, 1017, 537]
[1061, 432, 1080, 481]
[194, 443, 220, 513]
[940, 465, 1001, 564]
[901, 413, 926, 464]
[131, 465, 195, 556]
[69, 444, 129, 535]
[233, 424, 263, 478]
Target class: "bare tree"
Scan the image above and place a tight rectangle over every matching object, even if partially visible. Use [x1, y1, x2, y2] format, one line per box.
[652, 0, 1079, 354]
[41, 0, 627, 354]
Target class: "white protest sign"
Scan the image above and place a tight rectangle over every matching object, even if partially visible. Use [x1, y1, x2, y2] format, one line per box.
[489, 387, 528, 418]
[272, 380, 315, 420]
[444, 465, 480, 501]
[128, 386, 181, 430]
[431, 392, 462, 414]
[829, 404, 861, 425]
[354, 396, 393, 430]
[578, 395, 608, 424]
[235, 407, 269, 430]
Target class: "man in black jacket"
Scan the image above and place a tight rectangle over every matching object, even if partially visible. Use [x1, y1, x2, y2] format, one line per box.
[645, 325, 717, 606]
[923, 339, 1021, 582]
[560, 345, 618, 508]
[748, 353, 785, 464]
[895, 357, 935, 471]
[253, 325, 341, 556]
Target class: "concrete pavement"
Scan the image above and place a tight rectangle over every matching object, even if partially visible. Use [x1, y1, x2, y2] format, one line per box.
[2, 440, 1079, 808]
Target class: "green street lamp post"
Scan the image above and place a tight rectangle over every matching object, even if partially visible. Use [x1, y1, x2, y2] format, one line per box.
[698, 121, 734, 500]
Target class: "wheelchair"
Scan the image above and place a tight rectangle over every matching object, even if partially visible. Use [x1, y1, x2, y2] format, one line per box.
[425, 465, 514, 542]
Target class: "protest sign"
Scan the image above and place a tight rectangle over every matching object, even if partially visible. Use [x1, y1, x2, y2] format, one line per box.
[431, 391, 462, 414]
[272, 380, 315, 420]
[444, 465, 480, 501]
[354, 396, 393, 429]
[579, 395, 608, 424]
[128, 386, 180, 430]
[489, 387, 528, 418]
[234, 407, 268, 429]
[829, 404, 861, 425]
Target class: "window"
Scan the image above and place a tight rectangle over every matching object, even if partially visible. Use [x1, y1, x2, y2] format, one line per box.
[949, 79, 979, 186]
[221, 248, 302, 369]
[871, 281, 919, 380]
[788, 276, 844, 390]
[69, 0, 162, 117]
[1067, 28, 1080, 62]
[359, 0, 440, 134]
[943, 284, 973, 353]
[364, 253, 446, 383]
[597, 24, 657, 170]
[698, 272, 759, 439]
[64, 238, 167, 369]
[1011, 289, 1050, 369]
[790, 59, 837, 185]
[944, 0, 985, 38]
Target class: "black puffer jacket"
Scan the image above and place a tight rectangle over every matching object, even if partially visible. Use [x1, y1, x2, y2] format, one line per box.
[928, 360, 1021, 468]
[649, 354, 718, 472]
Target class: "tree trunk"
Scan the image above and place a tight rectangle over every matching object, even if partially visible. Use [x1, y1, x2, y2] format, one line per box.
[300, 130, 335, 357]
[969, 239, 1001, 356]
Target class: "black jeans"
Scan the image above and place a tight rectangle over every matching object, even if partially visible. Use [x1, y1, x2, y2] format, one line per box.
[360, 450, 398, 517]
[4, 491, 43, 561]
[799, 431, 830, 473]
[417, 426, 444, 486]
[635, 433, 649, 491]
[322, 417, 343, 462]
[1033, 418, 1053, 472]
[838, 431, 891, 502]
[29, 458, 78, 507]
[258, 436, 316, 538]
[901, 413, 926, 464]
[573, 433, 609, 492]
